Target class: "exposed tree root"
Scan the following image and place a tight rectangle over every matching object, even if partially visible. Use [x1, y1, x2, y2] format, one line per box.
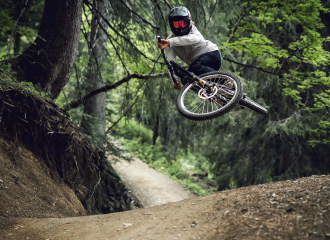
[0, 85, 139, 214]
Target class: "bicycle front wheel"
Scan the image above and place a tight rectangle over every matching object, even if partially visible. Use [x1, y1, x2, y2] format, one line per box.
[176, 71, 243, 121]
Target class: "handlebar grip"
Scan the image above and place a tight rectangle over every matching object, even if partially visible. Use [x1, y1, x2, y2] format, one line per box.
[157, 35, 162, 44]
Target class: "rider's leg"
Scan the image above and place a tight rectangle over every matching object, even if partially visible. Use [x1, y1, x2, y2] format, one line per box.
[188, 51, 227, 106]
[189, 50, 232, 89]
[188, 50, 222, 76]
[188, 50, 222, 93]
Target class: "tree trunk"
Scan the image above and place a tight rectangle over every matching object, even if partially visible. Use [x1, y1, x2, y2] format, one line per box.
[152, 114, 160, 146]
[14, 0, 83, 99]
[14, 32, 21, 55]
[81, 0, 110, 149]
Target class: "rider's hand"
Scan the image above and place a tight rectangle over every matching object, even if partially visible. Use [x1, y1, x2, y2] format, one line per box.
[174, 82, 181, 90]
[157, 39, 170, 49]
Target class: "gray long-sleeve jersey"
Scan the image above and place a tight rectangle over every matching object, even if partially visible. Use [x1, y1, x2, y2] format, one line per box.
[165, 25, 219, 81]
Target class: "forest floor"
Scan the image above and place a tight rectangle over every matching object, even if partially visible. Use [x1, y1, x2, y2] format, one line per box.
[1, 137, 330, 239]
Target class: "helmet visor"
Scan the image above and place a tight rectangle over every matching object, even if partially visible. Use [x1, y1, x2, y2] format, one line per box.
[172, 20, 188, 29]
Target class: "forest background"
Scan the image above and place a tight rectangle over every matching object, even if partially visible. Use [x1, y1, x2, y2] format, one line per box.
[1, 0, 330, 196]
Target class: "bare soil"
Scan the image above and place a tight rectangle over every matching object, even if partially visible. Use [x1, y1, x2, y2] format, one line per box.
[0, 137, 86, 220]
[1, 173, 330, 240]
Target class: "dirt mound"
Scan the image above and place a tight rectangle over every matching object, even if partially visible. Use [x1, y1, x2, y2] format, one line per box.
[0, 85, 135, 217]
[2, 175, 329, 239]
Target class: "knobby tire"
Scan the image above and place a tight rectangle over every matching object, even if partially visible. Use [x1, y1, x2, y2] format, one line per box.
[239, 97, 268, 115]
[176, 71, 243, 121]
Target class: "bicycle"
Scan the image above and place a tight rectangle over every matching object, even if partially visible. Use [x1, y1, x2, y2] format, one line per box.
[157, 36, 268, 121]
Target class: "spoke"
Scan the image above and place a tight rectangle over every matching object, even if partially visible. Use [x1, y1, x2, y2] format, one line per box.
[192, 100, 205, 113]
[186, 102, 195, 112]
[180, 73, 239, 116]
[213, 77, 220, 84]
[212, 100, 219, 110]
[185, 94, 204, 113]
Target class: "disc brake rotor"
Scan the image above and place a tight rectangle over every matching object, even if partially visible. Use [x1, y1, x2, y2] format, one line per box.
[198, 86, 218, 100]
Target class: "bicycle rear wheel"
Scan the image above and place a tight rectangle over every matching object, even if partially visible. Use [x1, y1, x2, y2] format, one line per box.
[176, 71, 243, 121]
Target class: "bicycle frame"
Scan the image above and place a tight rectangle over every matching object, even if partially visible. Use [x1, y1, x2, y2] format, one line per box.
[169, 60, 235, 99]
[157, 36, 211, 90]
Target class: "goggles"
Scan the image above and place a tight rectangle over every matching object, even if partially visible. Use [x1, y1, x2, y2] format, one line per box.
[172, 20, 188, 29]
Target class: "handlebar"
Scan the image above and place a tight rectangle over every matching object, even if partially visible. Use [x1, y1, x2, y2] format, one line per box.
[157, 36, 162, 44]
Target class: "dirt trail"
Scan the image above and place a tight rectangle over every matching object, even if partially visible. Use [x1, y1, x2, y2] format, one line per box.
[111, 157, 194, 207]
[107, 137, 194, 207]
[2, 175, 330, 240]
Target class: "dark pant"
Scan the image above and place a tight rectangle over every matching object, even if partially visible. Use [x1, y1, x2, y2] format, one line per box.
[188, 50, 222, 77]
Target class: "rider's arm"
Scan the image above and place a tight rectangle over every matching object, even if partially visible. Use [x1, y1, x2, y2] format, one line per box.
[164, 46, 181, 89]
[168, 27, 203, 47]
[165, 44, 176, 63]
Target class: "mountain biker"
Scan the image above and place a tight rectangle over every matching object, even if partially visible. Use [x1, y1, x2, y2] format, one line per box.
[157, 6, 222, 90]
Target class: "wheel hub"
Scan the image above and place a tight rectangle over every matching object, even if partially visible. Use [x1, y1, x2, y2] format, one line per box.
[197, 86, 218, 100]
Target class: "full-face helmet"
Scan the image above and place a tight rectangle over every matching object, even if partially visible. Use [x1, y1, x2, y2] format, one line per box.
[168, 6, 192, 36]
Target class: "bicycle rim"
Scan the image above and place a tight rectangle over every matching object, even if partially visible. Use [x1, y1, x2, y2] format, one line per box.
[176, 71, 243, 121]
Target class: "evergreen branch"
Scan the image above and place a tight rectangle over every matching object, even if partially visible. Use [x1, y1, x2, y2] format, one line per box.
[114, 53, 161, 113]
[162, 0, 172, 9]
[105, 95, 140, 134]
[152, 0, 167, 34]
[108, 36, 129, 74]
[84, 1, 162, 64]
[243, 29, 302, 39]
[105, 59, 159, 133]
[82, 5, 103, 81]
[205, 0, 219, 28]
[309, 88, 330, 112]
[63, 73, 166, 110]
[227, 1, 250, 45]
[74, 63, 83, 100]
[90, 8, 129, 74]
[6, 0, 29, 56]
[223, 57, 282, 76]
[117, 0, 160, 31]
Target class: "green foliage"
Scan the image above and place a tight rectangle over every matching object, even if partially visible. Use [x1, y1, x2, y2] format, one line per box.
[0, 0, 44, 56]
[226, 0, 330, 146]
[309, 120, 330, 146]
[0, 63, 51, 103]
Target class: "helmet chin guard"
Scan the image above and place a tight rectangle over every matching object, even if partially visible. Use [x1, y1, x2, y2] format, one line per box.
[169, 6, 192, 36]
